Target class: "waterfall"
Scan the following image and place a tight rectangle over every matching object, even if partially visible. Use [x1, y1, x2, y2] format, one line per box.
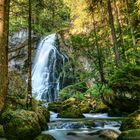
[32, 34, 66, 101]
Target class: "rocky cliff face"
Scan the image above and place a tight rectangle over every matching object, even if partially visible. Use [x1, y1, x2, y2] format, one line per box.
[57, 30, 94, 87]
[8, 29, 38, 72]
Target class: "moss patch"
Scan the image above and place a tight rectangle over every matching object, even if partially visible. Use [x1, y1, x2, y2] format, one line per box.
[118, 129, 140, 140]
[58, 106, 84, 118]
[120, 109, 140, 131]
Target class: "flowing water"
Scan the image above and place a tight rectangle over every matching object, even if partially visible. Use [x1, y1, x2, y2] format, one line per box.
[32, 34, 66, 101]
[32, 34, 122, 139]
[41, 112, 122, 140]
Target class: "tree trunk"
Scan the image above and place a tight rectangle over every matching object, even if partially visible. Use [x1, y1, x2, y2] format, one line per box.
[107, 0, 120, 66]
[91, 13, 106, 83]
[27, 0, 32, 108]
[0, 0, 10, 112]
[113, 0, 126, 61]
[125, 0, 136, 47]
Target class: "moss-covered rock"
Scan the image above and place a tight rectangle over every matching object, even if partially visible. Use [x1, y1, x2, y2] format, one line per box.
[35, 107, 49, 130]
[118, 129, 140, 140]
[62, 97, 78, 109]
[58, 106, 84, 118]
[0, 125, 4, 137]
[48, 102, 62, 113]
[34, 134, 56, 140]
[79, 101, 93, 113]
[120, 109, 140, 131]
[92, 102, 108, 113]
[2, 109, 41, 140]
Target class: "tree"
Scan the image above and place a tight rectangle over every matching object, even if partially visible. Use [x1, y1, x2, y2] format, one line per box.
[0, 0, 10, 111]
[27, 0, 32, 108]
[86, 0, 106, 83]
[107, 0, 120, 66]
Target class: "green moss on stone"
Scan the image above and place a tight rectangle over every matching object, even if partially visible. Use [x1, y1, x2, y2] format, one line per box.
[2, 109, 41, 140]
[118, 129, 140, 140]
[58, 106, 84, 118]
[120, 109, 140, 131]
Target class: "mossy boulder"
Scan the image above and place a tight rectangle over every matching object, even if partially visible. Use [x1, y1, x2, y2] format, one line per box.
[79, 101, 93, 113]
[35, 107, 50, 130]
[34, 134, 56, 140]
[93, 102, 108, 113]
[58, 106, 84, 118]
[62, 97, 78, 109]
[2, 109, 41, 140]
[120, 109, 140, 131]
[118, 129, 140, 140]
[48, 102, 62, 113]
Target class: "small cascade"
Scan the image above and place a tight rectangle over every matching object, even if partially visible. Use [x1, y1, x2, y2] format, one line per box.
[32, 34, 66, 101]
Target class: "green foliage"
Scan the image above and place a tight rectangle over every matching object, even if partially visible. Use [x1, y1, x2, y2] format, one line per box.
[86, 84, 113, 98]
[108, 64, 140, 96]
[58, 82, 87, 101]
[9, 0, 70, 35]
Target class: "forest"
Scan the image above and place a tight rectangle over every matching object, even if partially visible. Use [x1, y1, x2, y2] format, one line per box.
[0, 0, 140, 140]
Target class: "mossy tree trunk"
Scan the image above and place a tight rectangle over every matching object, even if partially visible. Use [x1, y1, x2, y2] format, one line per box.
[0, 0, 10, 112]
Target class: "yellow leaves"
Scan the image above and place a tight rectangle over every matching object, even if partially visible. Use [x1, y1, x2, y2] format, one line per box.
[136, 0, 140, 15]
[64, 0, 92, 34]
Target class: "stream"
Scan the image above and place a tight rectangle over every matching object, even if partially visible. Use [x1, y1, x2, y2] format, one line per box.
[41, 112, 122, 140]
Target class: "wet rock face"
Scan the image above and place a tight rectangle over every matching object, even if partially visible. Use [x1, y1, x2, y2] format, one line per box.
[8, 30, 28, 71]
[8, 29, 38, 72]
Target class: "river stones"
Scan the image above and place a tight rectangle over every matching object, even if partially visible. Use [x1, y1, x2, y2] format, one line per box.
[99, 129, 121, 140]
[67, 132, 77, 136]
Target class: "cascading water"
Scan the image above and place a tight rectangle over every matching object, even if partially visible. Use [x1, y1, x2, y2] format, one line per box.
[32, 34, 66, 101]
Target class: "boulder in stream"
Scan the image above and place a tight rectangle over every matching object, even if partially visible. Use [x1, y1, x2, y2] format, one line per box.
[58, 106, 84, 118]
[99, 129, 121, 140]
[120, 109, 140, 131]
[2, 109, 41, 140]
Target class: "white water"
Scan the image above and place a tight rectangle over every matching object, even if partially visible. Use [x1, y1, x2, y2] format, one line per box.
[32, 34, 66, 101]
[42, 112, 122, 140]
